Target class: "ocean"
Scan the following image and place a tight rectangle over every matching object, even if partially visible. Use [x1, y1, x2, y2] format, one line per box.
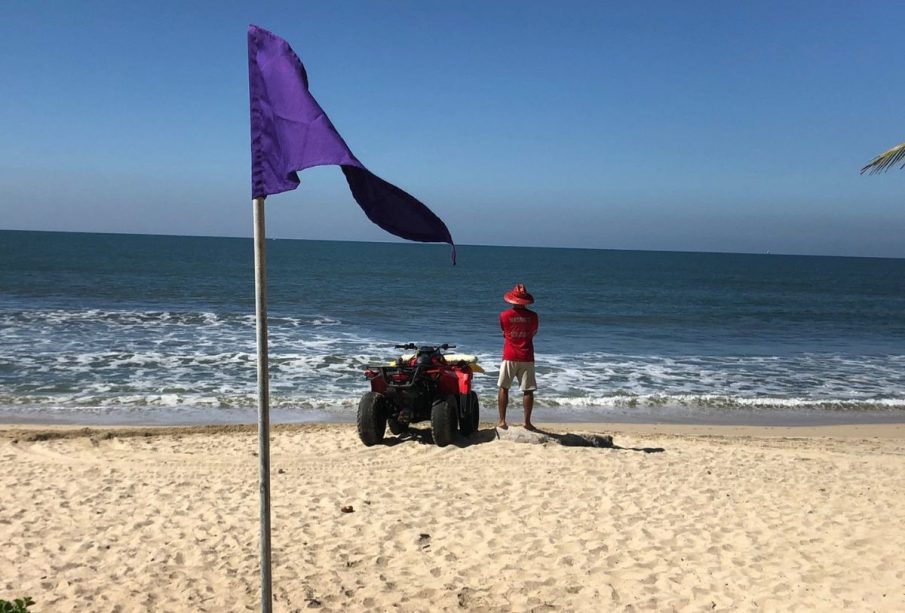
[1, 229, 904, 426]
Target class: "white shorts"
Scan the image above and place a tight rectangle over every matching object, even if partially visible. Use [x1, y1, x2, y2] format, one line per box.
[497, 360, 537, 392]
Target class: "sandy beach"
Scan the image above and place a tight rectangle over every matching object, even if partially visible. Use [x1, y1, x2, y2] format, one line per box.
[2, 421, 904, 612]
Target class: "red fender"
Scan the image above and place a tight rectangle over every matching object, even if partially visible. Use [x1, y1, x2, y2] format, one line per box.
[455, 367, 473, 395]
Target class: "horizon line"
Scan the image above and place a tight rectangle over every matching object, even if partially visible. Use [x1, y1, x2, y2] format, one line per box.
[2, 226, 903, 262]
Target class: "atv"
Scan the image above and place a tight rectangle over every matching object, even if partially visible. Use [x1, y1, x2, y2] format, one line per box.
[357, 343, 483, 447]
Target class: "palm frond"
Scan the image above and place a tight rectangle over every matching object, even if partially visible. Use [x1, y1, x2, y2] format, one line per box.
[861, 142, 905, 175]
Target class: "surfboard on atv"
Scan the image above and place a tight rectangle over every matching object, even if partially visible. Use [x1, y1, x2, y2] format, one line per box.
[357, 343, 483, 447]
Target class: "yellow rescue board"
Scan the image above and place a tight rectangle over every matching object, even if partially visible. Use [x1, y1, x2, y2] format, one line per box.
[389, 353, 485, 373]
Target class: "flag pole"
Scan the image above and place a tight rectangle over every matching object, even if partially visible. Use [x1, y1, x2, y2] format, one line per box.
[253, 196, 273, 612]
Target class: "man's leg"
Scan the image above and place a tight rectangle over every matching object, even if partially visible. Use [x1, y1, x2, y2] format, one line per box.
[517, 361, 538, 430]
[523, 391, 535, 431]
[497, 387, 509, 429]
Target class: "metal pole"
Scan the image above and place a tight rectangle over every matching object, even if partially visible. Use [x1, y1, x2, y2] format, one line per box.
[253, 196, 272, 613]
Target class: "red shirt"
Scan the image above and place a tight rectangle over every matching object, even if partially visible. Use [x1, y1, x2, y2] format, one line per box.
[500, 307, 538, 362]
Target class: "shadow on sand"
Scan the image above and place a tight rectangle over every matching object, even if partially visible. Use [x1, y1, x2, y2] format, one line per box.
[381, 425, 497, 448]
[382, 425, 665, 453]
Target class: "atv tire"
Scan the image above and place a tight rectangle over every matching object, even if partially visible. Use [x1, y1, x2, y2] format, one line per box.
[387, 417, 408, 435]
[470, 392, 480, 432]
[357, 392, 387, 446]
[458, 391, 479, 436]
[431, 395, 458, 447]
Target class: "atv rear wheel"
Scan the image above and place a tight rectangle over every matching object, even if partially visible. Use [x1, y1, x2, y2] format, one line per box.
[431, 395, 458, 447]
[357, 392, 387, 446]
[458, 391, 479, 436]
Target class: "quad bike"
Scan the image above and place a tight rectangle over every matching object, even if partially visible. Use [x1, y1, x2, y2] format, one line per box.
[357, 343, 483, 447]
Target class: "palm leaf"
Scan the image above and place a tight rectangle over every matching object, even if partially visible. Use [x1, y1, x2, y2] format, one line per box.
[861, 142, 905, 174]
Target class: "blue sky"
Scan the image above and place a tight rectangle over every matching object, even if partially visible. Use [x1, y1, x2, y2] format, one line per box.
[2, 1, 904, 257]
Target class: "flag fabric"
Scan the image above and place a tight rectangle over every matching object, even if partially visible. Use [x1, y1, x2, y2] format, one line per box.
[248, 24, 455, 261]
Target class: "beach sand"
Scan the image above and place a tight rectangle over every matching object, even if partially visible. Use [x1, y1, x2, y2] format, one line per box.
[2, 421, 904, 612]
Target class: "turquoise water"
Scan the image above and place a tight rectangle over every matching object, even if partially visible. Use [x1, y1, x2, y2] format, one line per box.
[1, 229, 904, 425]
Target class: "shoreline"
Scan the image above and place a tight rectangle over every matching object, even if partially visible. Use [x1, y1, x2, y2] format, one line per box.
[2, 420, 905, 441]
[2, 405, 905, 429]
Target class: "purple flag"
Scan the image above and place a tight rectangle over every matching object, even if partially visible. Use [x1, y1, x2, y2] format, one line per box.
[248, 25, 455, 262]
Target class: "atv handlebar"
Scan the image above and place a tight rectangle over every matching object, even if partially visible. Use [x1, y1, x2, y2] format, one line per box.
[393, 343, 456, 350]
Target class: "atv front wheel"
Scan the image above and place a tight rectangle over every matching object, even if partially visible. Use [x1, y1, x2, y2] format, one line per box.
[357, 392, 387, 446]
[458, 391, 479, 436]
[431, 395, 458, 447]
[470, 392, 480, 432]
